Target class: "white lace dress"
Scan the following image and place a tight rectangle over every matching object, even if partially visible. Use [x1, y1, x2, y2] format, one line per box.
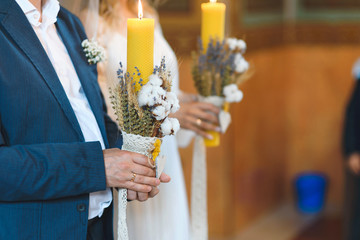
[98, 16, 191, 240]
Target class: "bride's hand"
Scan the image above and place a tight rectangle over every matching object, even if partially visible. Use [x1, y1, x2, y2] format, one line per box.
[170, 101, 221, 139]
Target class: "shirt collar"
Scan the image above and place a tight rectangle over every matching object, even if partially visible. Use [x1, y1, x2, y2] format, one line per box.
[15, 0, 60, 28]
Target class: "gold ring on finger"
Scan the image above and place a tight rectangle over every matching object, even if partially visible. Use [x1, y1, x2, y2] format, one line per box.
[130, 173, 136, 182]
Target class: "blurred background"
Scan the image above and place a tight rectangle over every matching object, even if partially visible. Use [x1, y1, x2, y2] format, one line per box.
[157, 0, 360, 239]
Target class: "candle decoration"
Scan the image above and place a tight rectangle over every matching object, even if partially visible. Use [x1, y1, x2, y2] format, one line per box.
[190, 2, 251, 240]
[110, 1, 179, 240]
[192, 37, 249, 146]
[110, 58, 179, 240]
[127, 0, 154, 92]
[201, 0, 226, 52]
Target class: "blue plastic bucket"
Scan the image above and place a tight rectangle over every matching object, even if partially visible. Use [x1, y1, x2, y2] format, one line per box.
[294, 172, 328, 214]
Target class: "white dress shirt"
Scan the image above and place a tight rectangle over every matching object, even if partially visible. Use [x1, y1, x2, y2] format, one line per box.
[15, 0, 112, 220]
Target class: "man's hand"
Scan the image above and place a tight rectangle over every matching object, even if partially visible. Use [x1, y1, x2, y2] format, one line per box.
[347, 152, 360, 175]
[127, 173, 171, 201]
[103, 149, 160, 193]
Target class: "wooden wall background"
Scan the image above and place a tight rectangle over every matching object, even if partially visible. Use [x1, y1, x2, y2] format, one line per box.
[158, 0, 360, 237]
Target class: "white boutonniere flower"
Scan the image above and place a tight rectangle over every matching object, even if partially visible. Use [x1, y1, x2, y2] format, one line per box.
[81, 39, 106, 65]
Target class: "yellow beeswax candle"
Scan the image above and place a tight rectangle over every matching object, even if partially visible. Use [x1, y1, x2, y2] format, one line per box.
[201, 0, 226, 52]
[204, 102, 229, 147]
[204, 131, 220, 147]
[127, 0, 154, 92]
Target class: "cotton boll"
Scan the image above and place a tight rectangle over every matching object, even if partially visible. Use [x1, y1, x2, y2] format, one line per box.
[171, 100, 180, 113]
[149, 74, 163, 86]
[161, 100, 171, 116]
[236, 58, 249, 73]
[169, 118, 180, 135]
[138, 84, 155, 107]
[153, 86, 166, 98]
[236, 39, 247, 53]
[152, 86, 166, 104]
[234, 54, 249, 73]
[226, 38, 238, 51]
[223, 84, 238, 96]
[223, 84, 243, 103]
[139, 83, 166, 107]
[152, 106, 167, 120]
[161, 118, 172, 136]
[166, 92, 180, 113]
[231, 89, 243, 103]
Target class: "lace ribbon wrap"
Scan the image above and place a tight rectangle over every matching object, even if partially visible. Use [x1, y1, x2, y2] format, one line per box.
[117, 132, 162, 240]
[191, 96, 231, 240]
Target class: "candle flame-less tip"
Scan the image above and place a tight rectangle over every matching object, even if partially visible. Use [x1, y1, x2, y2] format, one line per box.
[138, 0, 143, 19]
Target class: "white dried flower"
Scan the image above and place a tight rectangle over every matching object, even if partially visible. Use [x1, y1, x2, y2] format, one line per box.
[152, 106, 167, 120]
[161, 100, 171, 116]
[138, 84, 155, 107]
[160, 117, 180, 136]
[138, 83, 166, 107]
[149, 74, 163, 86]
[234, 53, 249, 73]
[160, 118, 172, 136]
[81, 39, 89, 48]
[236, 39, 247, 53]
[166, 92, 180, 113]
[226, 38, 238, 51]
[223, 84, 243, 103]
[169, 118, 180, 134]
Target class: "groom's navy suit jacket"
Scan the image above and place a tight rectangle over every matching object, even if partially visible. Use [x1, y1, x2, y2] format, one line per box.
[0, 0, 120, 239]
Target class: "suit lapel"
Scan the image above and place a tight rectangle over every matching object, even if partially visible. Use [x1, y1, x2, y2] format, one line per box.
[0, 1, 84, 141]
[56, 14, 109, 147]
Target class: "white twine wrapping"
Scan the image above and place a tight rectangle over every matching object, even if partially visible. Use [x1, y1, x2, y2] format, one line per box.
[117, 132, 159, 240]
[191, 135, 208, 240]
[191, 96, 231, 240]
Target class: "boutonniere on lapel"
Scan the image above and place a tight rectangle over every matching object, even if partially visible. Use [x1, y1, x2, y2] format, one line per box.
[81, 39, 106, 65]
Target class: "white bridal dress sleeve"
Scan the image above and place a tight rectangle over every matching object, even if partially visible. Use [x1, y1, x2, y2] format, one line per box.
[98, 17, 191, 240]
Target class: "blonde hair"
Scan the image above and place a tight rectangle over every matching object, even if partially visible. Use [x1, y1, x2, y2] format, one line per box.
[100, 0, 164, 26]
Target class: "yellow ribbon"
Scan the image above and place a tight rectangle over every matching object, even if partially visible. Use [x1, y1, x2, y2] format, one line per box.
[152, 139, 162, 162]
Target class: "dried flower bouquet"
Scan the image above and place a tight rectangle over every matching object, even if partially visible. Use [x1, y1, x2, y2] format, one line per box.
[192, 37, 249, 146]
[109, 58, 180, 240]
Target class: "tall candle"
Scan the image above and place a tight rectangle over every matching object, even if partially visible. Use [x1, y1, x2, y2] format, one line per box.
[201, 0, 226, 147]
[201, 0, 226, 52]
[127, 0, 154, 92]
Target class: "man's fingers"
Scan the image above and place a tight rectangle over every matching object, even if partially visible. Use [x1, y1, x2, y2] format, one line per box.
[134, 174, 160, 187]
[159, 173, 171, 183]
[132, 154, 156, 169]
[132, 164, 156, 177]
[125, 181, 152, 193]
[127, 190, 137, 201]
[149, 187, 160, 198]
[137, 192, 149, 202]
